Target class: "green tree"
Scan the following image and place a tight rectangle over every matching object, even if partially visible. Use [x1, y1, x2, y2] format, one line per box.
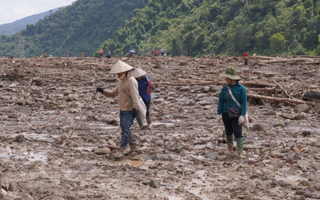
[269, 33, 287, 53]
[311, 34, 320, 55]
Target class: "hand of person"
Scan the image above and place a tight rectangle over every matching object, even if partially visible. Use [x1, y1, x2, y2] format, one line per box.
[96, 88, 104, 93]
[132, 108, 138, 118]
[148, 81, 154, 87]
[238, 115, 245, 125]
[217, 114, 222, 123]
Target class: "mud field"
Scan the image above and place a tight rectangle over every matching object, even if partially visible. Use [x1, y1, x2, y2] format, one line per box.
[0, 55, 320, 200]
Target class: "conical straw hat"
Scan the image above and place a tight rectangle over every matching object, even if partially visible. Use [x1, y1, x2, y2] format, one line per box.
[109, 60, 133, 74]
[132, 68, 147, 78]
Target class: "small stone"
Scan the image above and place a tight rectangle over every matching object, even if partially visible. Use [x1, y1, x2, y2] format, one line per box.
[94, 148, 111, 155]
[270, 151, 283, 158]
[243, 195, 254, 200]
[263, 110, 276, 115]
[0, 189, 8, 199]
[68, 142, 79, 147]
[294, 113, 308, 120]
[247, 158, 258, 165]
[301, 131, 311, 137]
[176, 184, 185, 192]
[15, 135, 26, 143]
[149, 179, 160, 188]
[294, 104, 309, 113]
[251, 124, 265, 132]
[108, 139, 117, 147]
[0, 175, 11, 191]
[15, 194, 34, 200]
[179, 87, 190, 91]
[291, 147, 300, 153]
[216, 155, 228, 160]
[201, 86, 210, 93]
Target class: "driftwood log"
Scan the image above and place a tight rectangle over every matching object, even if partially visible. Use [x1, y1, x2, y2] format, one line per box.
[247, 93, 305, 104]
[241, 81, 276, 88]
[260, 58, 315, 64]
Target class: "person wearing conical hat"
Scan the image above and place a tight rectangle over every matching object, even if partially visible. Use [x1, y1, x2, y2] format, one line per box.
[217, 67, 247, 159]
[132, 68, 155, 129]
[96, 60, 141, 159]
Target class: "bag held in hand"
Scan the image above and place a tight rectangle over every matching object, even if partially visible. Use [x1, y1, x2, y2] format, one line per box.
[137, 96, 147, 120]
[126, 93, 147, 121]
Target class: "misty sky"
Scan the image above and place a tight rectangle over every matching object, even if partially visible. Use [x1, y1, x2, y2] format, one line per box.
[0, 0, 75, 25]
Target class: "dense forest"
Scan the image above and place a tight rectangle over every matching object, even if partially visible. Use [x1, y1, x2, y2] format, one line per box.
[1, 0, 320, 57]
[102, 0, 320, 57]
[0, 0, 148, 57]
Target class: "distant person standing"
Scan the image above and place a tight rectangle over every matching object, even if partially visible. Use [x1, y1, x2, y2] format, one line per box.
[80, 51, 84, 59]
[243, 52, 250, 66]
[107, 50, 112, 58]
[129, 52, 133, 57]
[99, 49, 103, 59]
[154, 49, 157, 56]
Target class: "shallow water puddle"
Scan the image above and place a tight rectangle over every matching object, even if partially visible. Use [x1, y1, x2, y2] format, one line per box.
[286, 126, 320, 134]
[275, 174, 307, 185]
[0, 146, 47, 163]
[115, 157, 153, 169]
[153, 122, 175, 127]
[166, 195, 182, 200]
[12, 133, 59, 143]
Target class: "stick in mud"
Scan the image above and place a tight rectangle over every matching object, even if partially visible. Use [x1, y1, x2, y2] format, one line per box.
[62, 92, 98, 146]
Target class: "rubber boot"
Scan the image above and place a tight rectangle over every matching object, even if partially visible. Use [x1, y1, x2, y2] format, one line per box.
[136, 116, 144, 129]
[114, 148, 125, 159]
[147, 117, 152, 129]
[235, 137, 245, 158]
[130, 145, 141, 154]
[226, 135, 234, 154]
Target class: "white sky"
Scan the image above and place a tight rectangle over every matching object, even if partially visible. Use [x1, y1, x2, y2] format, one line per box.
[0, 0, 75, 25]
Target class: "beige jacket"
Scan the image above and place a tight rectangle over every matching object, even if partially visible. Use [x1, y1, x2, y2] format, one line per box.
[102, 74, 139, 111]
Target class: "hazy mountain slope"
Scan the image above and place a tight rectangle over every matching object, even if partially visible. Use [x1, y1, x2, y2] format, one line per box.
[0, 8, 61, 36]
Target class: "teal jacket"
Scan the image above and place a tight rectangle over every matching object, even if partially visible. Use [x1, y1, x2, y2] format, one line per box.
[217, 82, 247, 116]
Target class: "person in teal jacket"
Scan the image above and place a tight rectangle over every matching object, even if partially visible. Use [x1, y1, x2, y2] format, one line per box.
[217, 67, 247, 158]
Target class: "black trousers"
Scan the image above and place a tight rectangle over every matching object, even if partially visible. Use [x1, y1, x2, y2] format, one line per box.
[222, 113, 242, 138]
[244, 58, 248, 65]
[142, 99, 151, 118]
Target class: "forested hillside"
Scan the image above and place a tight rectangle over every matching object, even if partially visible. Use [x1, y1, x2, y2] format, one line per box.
[0, 0, 148, 57]
[0, 8, 61, 36]
[101, 0, 320, 57]
[1, 0, 320, 58]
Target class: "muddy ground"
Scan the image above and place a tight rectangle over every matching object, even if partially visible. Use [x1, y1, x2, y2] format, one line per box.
[0, 55, 320, 200]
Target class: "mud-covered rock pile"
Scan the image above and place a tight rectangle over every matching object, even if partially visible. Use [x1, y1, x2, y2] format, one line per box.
[0, 55, 319, 199]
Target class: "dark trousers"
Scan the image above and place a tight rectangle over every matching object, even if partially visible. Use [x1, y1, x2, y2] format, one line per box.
[244, 58, 248, 66]
[142, 99, 151, 118]
[222, 113, 242, 138]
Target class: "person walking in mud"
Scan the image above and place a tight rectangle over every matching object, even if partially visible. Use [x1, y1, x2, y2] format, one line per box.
[217, 67, 247, 158]
[132, 68, 155, 129]
[96, 60, 141, 159]
[243, 52, 250, 66]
